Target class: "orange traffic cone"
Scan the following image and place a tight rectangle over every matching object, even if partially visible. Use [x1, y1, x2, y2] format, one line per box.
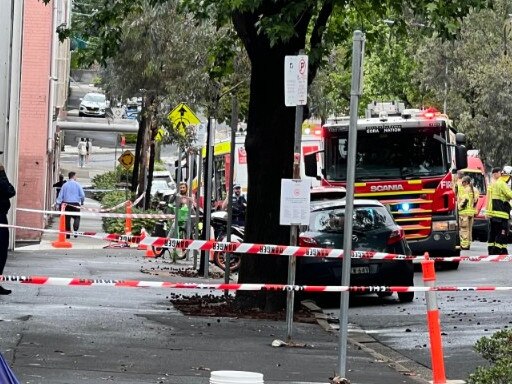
[138, 227, 156, 257]
[145, 246, 156, 258]
[52, 205, 72, 248]
[138, 228, 148, 251]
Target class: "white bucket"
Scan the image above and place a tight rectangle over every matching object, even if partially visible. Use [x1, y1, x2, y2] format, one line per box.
[210, 370, 264, 384]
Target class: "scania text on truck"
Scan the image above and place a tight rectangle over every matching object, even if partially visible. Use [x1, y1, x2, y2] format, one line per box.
[304, 101, 468, 266]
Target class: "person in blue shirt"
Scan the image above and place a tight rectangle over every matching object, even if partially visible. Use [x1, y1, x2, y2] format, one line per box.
[56, 171, 85, 239]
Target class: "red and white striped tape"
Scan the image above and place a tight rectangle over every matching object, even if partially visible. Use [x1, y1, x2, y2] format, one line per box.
[2, 224, 142, 244]
[139, 236, 418, 260]
[140, 237, 512, 262]
[0, 275, 509, 292]
[66, 200, 129, 212]
[7, 223, 512, 262]
[17, 207, 175, 219]
[67, 192, 145, 212]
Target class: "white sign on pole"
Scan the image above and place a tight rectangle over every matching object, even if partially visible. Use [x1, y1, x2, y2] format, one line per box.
[279, 179, 311, 225]
[284, 56, 298, 107]
[296, 54, 308, 105]
[284, 55, 308, 107]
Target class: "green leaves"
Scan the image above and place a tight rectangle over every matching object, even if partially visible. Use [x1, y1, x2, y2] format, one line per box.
[468, 329, 512, 383]
[413, 1, 512, 165]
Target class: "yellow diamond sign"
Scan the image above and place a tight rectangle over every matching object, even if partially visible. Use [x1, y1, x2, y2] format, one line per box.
[168, 103, 201, 136]
[155, 127, 167, 142]
[118, 150, 135, 170]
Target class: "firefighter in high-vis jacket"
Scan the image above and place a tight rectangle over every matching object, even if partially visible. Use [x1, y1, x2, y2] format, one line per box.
[485, 167, 512, 255]
[457, 176, 474, 250]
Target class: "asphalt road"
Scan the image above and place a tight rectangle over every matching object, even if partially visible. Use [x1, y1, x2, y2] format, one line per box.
[323, 240, 510, 381]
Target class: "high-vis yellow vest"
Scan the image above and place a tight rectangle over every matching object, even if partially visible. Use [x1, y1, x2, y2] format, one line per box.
[485, 178, 512, 220]
[457, 185, 474, 217]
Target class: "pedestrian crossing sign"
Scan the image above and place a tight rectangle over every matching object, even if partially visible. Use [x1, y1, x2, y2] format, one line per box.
[155, 127, 167, 142]
[168, 103, 201, 135]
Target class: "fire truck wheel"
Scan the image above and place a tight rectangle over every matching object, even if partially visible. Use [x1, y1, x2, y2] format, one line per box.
[377, 292, 393, 298]
[398, 292, 414, 303]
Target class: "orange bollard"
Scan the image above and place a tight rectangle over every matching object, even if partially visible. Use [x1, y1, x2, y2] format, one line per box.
[125, 201, 132, 235]
[52, 204, 72, 249]
[144, 246, 156, 258]
[421, 252, 446, 384]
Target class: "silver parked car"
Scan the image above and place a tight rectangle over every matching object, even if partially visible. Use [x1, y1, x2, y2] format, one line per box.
[79, 93, 107, 117]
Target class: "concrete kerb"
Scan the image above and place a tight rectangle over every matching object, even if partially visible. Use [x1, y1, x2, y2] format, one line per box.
[327, 319, 466, 384]
[302, 300, 456, 384]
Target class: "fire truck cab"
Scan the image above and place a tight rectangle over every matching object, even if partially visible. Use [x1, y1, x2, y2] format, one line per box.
[305, 101, 468, 262]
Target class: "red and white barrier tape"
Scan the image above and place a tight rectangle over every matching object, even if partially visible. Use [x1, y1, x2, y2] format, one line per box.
[137, 236, 415, 260]
[66, 200, 128, 212]
[65, 193, 146, 212]
[140, 237, 512, 262]
[17, 207, 174, 219]
[7, 223, 512, 261]
[0, 275, 510, 292]
[2, 224, 142, 244]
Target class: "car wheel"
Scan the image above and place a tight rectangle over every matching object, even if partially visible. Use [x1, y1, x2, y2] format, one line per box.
[398, 292, 414, 303]
[79, 112, 84, 117]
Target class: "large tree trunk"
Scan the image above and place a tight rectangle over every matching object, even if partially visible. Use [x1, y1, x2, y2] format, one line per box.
[232, 8, 311, 311]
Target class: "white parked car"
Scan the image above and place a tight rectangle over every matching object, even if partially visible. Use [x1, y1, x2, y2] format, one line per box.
[79, 93, 107, 117]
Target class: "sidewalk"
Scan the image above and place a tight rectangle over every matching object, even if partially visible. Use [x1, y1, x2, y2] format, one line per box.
[11, 149, 434, 384]
[6, 247, 432, 384]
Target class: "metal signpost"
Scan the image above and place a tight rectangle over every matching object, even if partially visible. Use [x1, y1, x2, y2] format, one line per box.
[225, 96, 238, 288]
[338, 30, 365, 378]
[118, 150, 135, 201]
[203, 117, 215, 278]
[283, 52, 308, 340]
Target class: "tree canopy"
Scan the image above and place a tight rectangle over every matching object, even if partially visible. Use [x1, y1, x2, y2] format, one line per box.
[43, 0, 491, 311]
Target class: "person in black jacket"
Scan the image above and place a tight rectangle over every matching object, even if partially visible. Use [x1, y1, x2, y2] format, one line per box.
[222, 183, 247, 226]
[0, 161, 16, 295]
[52, 174, 66, 202]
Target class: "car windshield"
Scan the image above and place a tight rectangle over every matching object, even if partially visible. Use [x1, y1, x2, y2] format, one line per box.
[309, 206, 394, 233]
[325, 126, 448, 181]
[84, 94, 105, 103]
[463, 172, 486, 195]
[151, 179, 169, 194]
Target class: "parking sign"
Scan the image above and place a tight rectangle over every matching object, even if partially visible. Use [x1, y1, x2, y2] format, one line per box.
[284, 55, 308, 107]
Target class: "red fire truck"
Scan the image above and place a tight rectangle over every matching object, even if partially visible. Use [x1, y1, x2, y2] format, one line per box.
[304, 101, 468, 265]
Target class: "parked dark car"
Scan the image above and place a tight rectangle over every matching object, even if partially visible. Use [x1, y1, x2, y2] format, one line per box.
[297, 198, 414, 303]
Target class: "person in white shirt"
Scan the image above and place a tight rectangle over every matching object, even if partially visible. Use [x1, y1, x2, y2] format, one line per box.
[77, 138, 87, 168]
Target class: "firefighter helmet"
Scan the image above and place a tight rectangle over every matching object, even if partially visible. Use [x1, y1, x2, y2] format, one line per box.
[503, 165, 512, 176]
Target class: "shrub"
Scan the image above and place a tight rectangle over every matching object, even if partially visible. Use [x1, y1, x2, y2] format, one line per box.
[124, 133, 137, 144]
[153, 161, 167, 171]
[100, 191, 158, 235]
[468, 329, 512, 383]
[91, 167, 133, 200]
